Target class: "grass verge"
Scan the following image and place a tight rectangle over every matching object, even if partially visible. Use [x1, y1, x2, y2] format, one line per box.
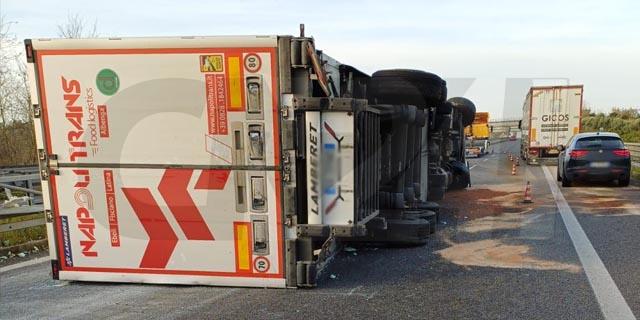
[0, 212, 47, 248]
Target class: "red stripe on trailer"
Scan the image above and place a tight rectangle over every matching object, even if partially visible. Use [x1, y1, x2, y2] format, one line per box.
[158, 169, 215, 241]
[324, 197, 339, 214]
[270, 51, 284, 276]
[122, 188, 178, 269]
[323, 121, 339, 141]
[194, 169, 230, 190]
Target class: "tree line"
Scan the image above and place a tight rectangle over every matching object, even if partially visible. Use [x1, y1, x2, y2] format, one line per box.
[0, 14, 97, 166]
[581, 107, 640, 143]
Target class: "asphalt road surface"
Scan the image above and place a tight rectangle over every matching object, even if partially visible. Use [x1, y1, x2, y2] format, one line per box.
[1, 140, 638, 320]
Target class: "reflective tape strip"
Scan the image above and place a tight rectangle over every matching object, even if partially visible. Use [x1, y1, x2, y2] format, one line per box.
[234, 222, 252, 272]
[227, 56, 244, 111]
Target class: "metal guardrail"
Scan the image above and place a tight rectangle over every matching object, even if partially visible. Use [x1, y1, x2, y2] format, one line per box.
[0, 166, 44, 233]
[628, 143, 640, 167]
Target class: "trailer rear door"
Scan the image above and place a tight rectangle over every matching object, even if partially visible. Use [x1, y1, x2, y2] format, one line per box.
[28, 36, 285, 287]
[529, 86, 583, 149]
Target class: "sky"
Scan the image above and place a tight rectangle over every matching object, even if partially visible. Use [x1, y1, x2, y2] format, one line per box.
[2, 0, 639, 119]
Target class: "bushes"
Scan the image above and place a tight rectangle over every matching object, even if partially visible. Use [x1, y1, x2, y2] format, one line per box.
[0, 121, 37, 166]
[581, 107, 640, 142]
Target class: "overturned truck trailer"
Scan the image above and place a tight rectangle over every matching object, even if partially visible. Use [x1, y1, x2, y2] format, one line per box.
[26, 32, 475, 288]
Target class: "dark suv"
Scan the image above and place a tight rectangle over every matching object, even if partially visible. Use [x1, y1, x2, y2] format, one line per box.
[557, 132, 631, 187]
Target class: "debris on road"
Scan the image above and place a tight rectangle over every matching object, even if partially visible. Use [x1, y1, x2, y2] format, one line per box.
[440, 186, 529, 220]
[436, 239, 581, 273]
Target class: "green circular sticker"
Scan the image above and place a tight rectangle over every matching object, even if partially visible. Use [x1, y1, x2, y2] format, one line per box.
[96, 69, 119, 96]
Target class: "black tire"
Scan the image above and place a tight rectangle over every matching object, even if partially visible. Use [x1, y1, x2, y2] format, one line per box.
[368, 69, 446, 107]
[404, 209, 437, 234]
[557, 168, 562, 181]
[447, 97, 476, 127]
[618, 176, 630, 187]
[427, 170, 447, 201]
[416, 201, 440, 222]
[437, 97, 453, 115]
[373, 218, 431, 246]
[448, 160, 470, 190]
[561, 172, 572, 187]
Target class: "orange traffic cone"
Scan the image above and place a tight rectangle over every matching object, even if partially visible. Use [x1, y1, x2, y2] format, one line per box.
[523, 181, 533, 203]
[511, 163, 516, 175]
[516, 158, 520, 166]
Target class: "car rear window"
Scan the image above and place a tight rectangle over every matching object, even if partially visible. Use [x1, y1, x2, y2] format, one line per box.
[575, 136, 624, 150]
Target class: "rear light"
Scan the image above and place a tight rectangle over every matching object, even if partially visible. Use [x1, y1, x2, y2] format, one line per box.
[612, 149, 630, 157]
[569, 150, 589, 159]
[528, 149, 538, 155]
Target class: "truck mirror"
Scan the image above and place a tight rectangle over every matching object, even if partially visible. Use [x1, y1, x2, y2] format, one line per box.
[518, 120, 522, 129]
[557, 145, 564, 151]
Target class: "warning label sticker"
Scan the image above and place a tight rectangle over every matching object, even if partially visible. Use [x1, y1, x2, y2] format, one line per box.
[200, 55, 224, 72]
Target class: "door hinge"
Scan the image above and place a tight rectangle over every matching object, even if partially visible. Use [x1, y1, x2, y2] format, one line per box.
[32, 104, 41, 118]
[40, 168, 49, 180]
[44, 154, 60, 178]
[44, 210, 53, 223]
[280, 105, 289, 118]
[282, 153, 292, 182]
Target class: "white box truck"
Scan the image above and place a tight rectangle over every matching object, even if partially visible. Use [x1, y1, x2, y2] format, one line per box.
[520, 85, 583, 164]
[25, 31, 474, 288]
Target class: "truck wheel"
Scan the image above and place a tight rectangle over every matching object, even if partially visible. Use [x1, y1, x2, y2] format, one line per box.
[404, 209, 437, 234]
[447, 97, 476, 127]
[448, 160, 470, 190]
[416, 201, 440, 222]
[437, 100, 453, 115]
[427, 170, 448, 201]
[382, 217, 431, 245]
[368, 69, 446, 107]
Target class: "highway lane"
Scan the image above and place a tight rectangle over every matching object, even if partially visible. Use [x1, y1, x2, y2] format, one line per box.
[548, 165, 640, 317]
[1, 140, 638, 320]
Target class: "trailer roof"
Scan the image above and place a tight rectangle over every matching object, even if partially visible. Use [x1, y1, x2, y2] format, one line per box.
[529, 85, 584, 91]
[27, 35, 279, 50]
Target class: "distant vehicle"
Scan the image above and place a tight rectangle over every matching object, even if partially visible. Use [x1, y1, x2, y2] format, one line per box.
[521, 85, 583, 164]
[465, 138, 490, 158]
[464, 112, 490, 156]
[464, 112, 490, 139]
[557, 132, 631, 187]
[509, 132, 517, 141]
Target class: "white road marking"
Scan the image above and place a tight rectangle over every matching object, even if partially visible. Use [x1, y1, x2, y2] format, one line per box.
[469, 165, 478, 170]
[483, 158, 489, 162]
[542, 166, 636, 320]
[0, 256, 50, 273]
